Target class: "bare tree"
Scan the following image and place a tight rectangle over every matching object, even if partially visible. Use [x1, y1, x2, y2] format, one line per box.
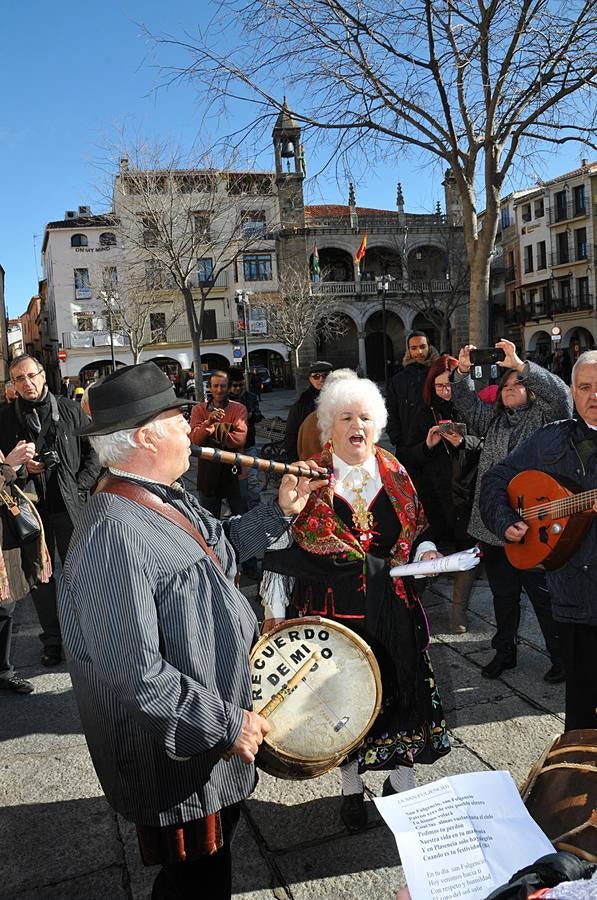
[94, 267, 184, 365]
[156, 0, 597, 343]
[260, 267, 347, 375]
[111, 145, 279, 398]
[398, 230, 470, 351]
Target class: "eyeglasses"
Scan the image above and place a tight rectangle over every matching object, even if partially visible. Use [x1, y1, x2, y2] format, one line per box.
[310, 372, 328, 380]
[13, 371, 43, 385]
[434, 383, 452, 392]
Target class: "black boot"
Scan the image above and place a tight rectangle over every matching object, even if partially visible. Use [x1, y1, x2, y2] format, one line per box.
[340, 793, 368, 832]
[482, 653, 516, 679]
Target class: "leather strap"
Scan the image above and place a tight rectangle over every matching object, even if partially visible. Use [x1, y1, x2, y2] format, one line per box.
[96, 476, 224, 572]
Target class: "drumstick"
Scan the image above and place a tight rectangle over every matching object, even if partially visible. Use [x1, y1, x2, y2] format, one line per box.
[193, 446, 327, 480]
[221, 652, 322, 763]
[257, 652, 322, 719]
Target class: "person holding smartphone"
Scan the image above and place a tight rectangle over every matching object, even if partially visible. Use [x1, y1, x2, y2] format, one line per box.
[402, 356, 482, 633]
[450, 339, 571, 681]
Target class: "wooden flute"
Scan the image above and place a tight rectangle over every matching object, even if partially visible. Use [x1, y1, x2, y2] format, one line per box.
[192, 446, 327, 480]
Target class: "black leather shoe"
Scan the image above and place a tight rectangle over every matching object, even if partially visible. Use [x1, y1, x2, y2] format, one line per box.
[0, 675, 34, 694]
[481, 654, 516, 679]
[382, 777, 398, 797]
[543, 664, 565, 684]
[41, 648, 62, 667]
[340, 793, 368, 832]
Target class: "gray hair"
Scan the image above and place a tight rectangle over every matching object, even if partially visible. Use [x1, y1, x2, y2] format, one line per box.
[9, 354, 44, 376]
[571, 350, 597, 386]
[316, 369, 387, 443]
[90, 418, 168, 467]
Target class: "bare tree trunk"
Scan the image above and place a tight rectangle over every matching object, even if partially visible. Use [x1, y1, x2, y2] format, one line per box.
[468, 255, 492, 346]
[183, 285, 204, 402]
[440, 318, 450, 354]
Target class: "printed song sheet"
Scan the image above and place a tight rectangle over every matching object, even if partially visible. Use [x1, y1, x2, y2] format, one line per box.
[390, 546, 481, 579]
[375, 771, 554, 900]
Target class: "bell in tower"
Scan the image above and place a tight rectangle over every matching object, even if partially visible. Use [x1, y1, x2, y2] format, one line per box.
[273, 99, 303, 177]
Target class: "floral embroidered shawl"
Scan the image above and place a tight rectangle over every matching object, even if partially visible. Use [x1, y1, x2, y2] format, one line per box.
[291, 444, 428, 601]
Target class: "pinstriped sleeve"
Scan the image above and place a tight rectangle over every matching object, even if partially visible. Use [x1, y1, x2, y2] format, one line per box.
[63, 517, 244, 758]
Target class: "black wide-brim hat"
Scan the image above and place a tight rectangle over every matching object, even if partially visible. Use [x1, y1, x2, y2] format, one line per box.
[80, 362, 194, 436]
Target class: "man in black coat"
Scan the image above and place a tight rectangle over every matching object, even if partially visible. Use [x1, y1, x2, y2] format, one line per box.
[284, 361, 332, 461]
[0, 355, 100, 665]
[480, 350, 597, 730]
[386, 331, 439, 465]
[228, 367, 264, 509]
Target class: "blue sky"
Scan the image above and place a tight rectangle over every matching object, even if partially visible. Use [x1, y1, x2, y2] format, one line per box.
[1, 2, 588, 317]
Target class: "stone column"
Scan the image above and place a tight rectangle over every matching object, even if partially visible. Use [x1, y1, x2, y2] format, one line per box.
[357, 331, 367, 374]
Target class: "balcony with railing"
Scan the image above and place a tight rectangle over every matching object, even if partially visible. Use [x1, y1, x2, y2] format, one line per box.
[548, 200, 588, 224]
[312, 278, 455, 297]
[506, 294, 595, 324]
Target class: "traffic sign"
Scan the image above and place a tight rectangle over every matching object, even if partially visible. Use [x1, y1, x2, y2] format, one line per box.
[58, 349, 67, 362]
[551, 334, 562, 342]
[551, 325, 561, 336]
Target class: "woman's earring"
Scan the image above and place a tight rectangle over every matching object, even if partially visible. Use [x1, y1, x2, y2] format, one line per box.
[329, 438, 334, 454]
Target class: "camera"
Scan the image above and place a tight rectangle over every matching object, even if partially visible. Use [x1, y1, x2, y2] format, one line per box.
[438, 421, 466, 436]
[469, 347, 506, 366]
[35, 448, 61, 472]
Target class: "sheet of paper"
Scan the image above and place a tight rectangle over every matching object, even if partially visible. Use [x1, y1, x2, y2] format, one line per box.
[375, 770, 554, 900]
[390, 546, 481, 579]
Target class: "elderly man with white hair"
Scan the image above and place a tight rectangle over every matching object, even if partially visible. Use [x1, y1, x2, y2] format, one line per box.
[262, 369, 450, 834]
[481, 349, 597, 733]
[57, 361, 326, 900]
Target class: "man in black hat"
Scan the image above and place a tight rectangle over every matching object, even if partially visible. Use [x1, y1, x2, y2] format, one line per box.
[284, 360, 333, 462]
[58, 362, 326, 900]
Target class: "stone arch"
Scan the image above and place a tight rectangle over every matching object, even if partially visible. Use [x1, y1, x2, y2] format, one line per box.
[316, 312, 359, 370]
[562, 326, 595, 362]
[317, 247, 354, 282]
[147, 355, 185, 394]
[200, 352, 230, 372]
[411, 313, 441, 351]
[360, 243, 403, 283]
[364, 310, 406, 380]
[79, 359, 126, 384]
[248, 349, 288, 388]
[527, 330, 552, 354]
[407, 243, 448, 281]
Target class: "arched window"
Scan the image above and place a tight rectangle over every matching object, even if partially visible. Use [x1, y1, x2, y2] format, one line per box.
[99, 232, 117, 247]
[71, 234, 88, 247]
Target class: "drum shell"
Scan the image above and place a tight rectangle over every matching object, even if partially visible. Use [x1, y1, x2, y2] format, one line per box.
[521, 729, 597, 863]
[250, 616, 382, 780]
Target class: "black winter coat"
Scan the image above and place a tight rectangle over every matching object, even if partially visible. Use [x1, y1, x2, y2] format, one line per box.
[0, 394, 100, 540]
[480, 418, 597, 625]
[284, 385, 320, 461]
[402, 402, 482, 547]
[385, 351, 439, 455]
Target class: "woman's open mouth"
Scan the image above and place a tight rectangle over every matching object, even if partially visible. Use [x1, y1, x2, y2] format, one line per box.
[349, 435, 364, 445]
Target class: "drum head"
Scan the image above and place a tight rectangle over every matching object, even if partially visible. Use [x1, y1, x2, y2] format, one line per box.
[250, 617, 382, 770]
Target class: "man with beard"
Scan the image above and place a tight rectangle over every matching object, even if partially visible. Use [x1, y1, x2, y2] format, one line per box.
[386, 331, 439, 466]
[0, 355, 100, 665]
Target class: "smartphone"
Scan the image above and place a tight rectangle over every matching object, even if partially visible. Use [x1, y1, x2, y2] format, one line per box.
[438, 421, 466, 436]
[470, 347, 506, 366]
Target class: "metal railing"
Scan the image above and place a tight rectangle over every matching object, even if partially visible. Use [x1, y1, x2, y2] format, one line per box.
[548, 201, 588, 224]
[312, 278, 454, 296]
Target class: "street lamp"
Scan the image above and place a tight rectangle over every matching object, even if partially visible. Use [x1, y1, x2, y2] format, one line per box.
[235, 289, 252, 386]
[99, 289, 118, 373]
[376, 274, 390, 393]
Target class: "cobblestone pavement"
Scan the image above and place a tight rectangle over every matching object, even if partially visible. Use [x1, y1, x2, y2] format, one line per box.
[0, 390, 565, 899]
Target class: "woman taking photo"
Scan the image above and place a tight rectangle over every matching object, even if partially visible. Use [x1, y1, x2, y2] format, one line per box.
[451, 339, 572, 681]
[262, 372, 450, 833]
[402, 356, 482, 633]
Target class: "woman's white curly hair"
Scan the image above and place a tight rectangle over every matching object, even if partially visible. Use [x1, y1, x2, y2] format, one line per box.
[316, 368, 387, 443]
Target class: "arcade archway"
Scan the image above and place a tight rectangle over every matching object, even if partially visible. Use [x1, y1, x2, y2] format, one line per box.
[316, 313, 359, 369]
[365, 310, 405, 380]
[79, 360, 126, 384]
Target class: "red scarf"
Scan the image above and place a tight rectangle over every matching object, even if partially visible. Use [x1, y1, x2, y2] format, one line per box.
[291, 444, 427, 602]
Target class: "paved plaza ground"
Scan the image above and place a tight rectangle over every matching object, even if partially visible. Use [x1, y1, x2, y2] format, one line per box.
[0, 390, 566, 899]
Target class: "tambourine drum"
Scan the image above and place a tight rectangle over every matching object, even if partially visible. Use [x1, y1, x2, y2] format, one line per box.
[250, 616, 382, 780]
[520, 729, 597, 862]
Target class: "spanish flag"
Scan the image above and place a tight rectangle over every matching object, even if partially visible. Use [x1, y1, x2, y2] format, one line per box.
[355, 232, 367, 264]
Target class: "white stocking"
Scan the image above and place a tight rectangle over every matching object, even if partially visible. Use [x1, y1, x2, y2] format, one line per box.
[389, 766, 415, 793]
[340, 759, 364, 795]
